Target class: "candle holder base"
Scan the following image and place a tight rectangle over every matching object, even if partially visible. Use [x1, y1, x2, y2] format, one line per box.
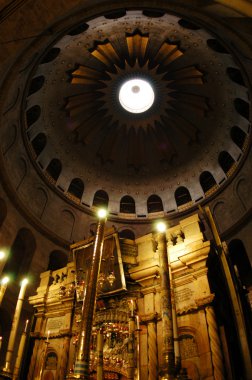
[0, 370, 12, 379]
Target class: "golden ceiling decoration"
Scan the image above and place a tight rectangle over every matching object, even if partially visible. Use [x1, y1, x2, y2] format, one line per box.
[66, 31, 208, 171]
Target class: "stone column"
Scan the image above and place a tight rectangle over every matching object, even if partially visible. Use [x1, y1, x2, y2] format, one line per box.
[157, 232, 175, 379]
[167, 235, 180, 370]
[57, 335, 71, 380]
[205, 206, 252, 379]
[147, 319, 158, 380]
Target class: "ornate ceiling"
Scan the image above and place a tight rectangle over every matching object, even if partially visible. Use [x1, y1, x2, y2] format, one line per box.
[1, 2, 251, 227]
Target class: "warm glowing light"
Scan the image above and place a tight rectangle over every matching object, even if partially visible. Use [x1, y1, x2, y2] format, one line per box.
[97, 208, 107, 219]
[1, 276, 9, 285]
[119, 78, 155, 113]
[156, 221, 167, 233]
[46, 330, 50, 342]
[0, 251, 5, 260]
[24, 320, 29, 333]
[21, 278, 29, 286]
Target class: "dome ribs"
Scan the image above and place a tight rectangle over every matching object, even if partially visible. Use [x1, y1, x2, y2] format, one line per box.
[163, 65, 204, 84]
[153, 41, 183, 68]
[161, 114, 192, 146]
[65, 94, 99, 110]
[71, 65, 109, 86]
[164, 111, 199, 143]
[67, 99, 104, 118]
[127, 127, 146, 170]
[96, 122, 123, 164]
[90, 40, 121, 69]
[169, 92, 208, 117]
[65, 29, 210, 176]
[75, 110, 108, 144]
[150, 122, 176, 162]
[126, 31, 149, 66]
[84, 115, 111, 145]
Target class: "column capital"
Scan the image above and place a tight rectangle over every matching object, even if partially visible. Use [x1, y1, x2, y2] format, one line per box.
[140, 312, 159, 324]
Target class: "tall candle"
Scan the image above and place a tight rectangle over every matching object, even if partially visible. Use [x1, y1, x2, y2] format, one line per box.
[130, 300, 134, 317]
[46, 330, 50, 342]
[24, 320, 29, 334]
[2, 278, 28, 374]
[0, 276, 9, 306]
[12, 320, 29, 380]
[136, 315, 140, 330]
[0, 336, 2, 351]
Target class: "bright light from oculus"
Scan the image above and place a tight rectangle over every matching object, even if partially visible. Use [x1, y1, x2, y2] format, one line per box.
[156, 222, 167, 233]
[119, 79, 155, 113]
[97, 208, 107, 219]
[0, 251, 5, 260]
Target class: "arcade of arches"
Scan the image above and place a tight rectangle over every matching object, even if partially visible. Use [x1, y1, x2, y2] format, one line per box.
[0, 1, 251, 379]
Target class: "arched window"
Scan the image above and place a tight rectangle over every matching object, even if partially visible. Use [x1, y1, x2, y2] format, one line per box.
[68, 178, 84, 199]
[40, 47, 60, 64]
[26, 105, 41, 127]
[228, 240, 252, 288]
[46, 159, 62, 181]
[31, 133, 47, 156]
[47, 250, 68, 271]
[120, 196, 135, 214]
[231, 126, 247, 150]
[175, 186, 192, 207]
[68, 23, 89, 35]
[234, 98, 249, 120]
[200, 171, 217, 194]
[218, 151, 235, 174]
[0, 198, 7, 228]
[147, 194, 163, 213]
[93, 190, 109, 208]
[3, 228, 36, 280]
[178, 19, 200, 30]
[143, 9, 165, 18]
[207, 39, 228, 54]
[226, 68, 245, 86]
[119, 229, 135, 240]
[104, 9, 127, 19]
[28, 76, 45, 96]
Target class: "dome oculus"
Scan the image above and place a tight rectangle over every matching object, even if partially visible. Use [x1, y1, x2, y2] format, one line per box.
[119, 79, 155, 113]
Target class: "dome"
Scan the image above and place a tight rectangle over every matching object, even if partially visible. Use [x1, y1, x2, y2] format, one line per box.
[0, 1, 251, 244]
[17, 9, 250, 223]
[0, 2, 251, 378]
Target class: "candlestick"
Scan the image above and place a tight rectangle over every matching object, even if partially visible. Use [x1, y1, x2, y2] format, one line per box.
[12, 320, 29, 380]
[0, 276, 9, 306]
[0, 336, 2, 352]
[73, 208, 107, 379]
[2, 278, 29, 375]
